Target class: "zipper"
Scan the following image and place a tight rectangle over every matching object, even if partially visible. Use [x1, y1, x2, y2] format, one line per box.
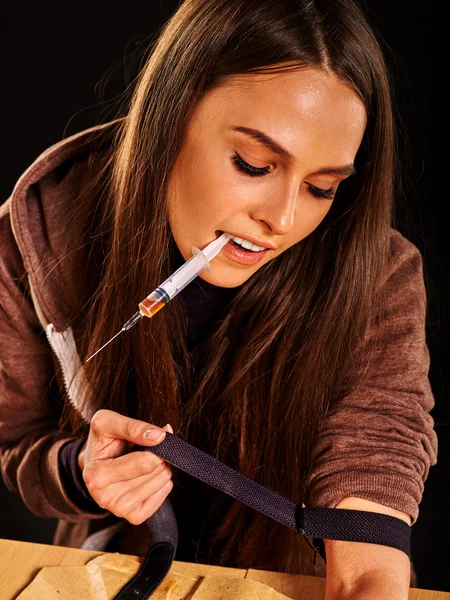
[45, 323, 93, 423]
[26, 272, 94, 423]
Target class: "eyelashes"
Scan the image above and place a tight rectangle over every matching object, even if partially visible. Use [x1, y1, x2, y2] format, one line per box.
[307, 183, 336, 200]
[231, 152, 336, 200]
[231, 153, 272, 177]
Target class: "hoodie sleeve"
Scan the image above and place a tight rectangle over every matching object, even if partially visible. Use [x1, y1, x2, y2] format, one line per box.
[307, 230, 438, 523]
[0, 200, 108, 523]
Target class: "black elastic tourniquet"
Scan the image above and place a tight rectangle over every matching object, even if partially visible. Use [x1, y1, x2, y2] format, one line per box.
[112, 433, 411, 599]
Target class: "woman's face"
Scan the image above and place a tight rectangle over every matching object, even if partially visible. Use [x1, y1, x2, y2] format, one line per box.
[167, 66, 366, 287]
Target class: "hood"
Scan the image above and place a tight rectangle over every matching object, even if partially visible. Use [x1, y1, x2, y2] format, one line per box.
[9, 119, 123, 331]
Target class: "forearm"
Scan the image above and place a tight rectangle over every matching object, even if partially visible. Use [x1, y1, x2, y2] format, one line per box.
[1, 429, 87, 520]
[324, 498, 411, 600]
[326, 564, 410, 600]
[1, 430, 107, 522]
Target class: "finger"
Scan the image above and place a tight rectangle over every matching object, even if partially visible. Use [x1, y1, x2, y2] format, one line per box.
[120, 463, 172, 510]
[84, 452, 167, 490]
[88, 465, 165, 508]
[110, 451, 167, 483]
[117, 462, 172, 500]
[107, 464, 173, 519]
[126, 479, 174, 526]
[90, 409, 167, 447]
[91, 464, 170, 511]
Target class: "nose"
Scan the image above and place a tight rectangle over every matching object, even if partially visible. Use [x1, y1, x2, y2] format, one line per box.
[249, 181, 297, 235]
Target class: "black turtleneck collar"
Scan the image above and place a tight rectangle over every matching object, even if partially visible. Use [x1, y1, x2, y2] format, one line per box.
[179, 272, 241, 350]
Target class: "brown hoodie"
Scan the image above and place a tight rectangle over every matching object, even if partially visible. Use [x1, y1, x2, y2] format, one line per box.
[0, 120, 438, 565]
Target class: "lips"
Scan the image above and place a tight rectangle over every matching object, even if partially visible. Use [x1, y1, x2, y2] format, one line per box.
[215, 230, 275, 250]
[214, 230, 273, 266]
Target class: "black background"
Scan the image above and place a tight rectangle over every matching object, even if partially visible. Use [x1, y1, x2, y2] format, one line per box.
[1, 0, 447, 592]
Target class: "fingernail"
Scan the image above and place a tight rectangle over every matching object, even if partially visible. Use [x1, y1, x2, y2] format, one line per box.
[144, 428, 166, 441]
[166, 423, 174, 434]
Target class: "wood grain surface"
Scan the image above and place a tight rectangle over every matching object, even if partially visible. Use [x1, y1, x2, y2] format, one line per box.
[0, 538, 448, 600]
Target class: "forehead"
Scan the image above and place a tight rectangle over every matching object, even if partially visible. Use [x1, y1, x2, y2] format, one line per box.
[189, 67, 367, 164]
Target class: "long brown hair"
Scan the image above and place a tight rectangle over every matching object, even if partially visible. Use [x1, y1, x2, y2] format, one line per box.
[62, 0, 397, 575]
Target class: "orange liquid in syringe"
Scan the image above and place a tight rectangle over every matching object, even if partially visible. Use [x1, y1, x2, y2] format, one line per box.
[138, 296, 167, 318]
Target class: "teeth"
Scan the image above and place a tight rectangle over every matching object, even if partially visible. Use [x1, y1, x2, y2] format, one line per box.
[230, 235, 266, 252]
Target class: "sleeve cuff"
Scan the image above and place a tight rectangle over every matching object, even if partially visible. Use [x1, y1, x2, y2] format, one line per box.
[58, 436, 106, 514]
[308, 469, 422, 524]
[42, 436, 110, 520]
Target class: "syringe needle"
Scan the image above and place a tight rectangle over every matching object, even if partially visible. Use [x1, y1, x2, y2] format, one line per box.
[85, 329, 124, 363]
[85, 233, 230, 363]
[85, 312, 144, 363]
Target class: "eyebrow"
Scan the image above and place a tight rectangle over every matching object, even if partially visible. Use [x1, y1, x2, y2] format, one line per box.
[231, 125, 357, 177]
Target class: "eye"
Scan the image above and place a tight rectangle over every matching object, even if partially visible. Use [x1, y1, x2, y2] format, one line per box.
[307, 183, 336, 200]
[232, 152, 336, 200]
[231, 153, 271, 177]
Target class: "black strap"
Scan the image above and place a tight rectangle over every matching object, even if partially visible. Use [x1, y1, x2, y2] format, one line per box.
[111, 542, 174, 599]
[112, 432, 411, 599]
[296, 505, 411, 553]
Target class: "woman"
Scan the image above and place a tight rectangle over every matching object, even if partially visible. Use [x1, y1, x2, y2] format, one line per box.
[0, 0, 437, 597]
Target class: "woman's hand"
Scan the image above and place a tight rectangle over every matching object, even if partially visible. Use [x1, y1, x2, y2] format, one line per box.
[77, 409, 174, 525]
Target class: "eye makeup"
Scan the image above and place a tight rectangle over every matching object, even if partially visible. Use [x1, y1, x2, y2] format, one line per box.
[231, 152, 271, 177]
[231, 152, 336, 200]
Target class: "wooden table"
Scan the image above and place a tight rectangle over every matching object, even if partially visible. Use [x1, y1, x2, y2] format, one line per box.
[0, 538, 448, 600]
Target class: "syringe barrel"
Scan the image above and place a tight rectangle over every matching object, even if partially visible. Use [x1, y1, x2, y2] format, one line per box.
[138, 232, 230, 314]
[152, 252, 209, 302]
[138, 289, 168, 317]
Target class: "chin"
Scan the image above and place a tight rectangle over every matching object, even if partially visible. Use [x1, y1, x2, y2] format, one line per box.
[198, 269, 248, 288]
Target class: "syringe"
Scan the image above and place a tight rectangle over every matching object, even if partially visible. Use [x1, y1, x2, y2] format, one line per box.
[85, 232, 231, 363]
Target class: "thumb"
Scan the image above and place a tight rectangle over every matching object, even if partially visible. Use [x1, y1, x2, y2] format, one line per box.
[90, 409, 167, 447]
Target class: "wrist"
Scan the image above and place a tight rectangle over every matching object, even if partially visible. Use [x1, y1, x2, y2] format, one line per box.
[77, 440, 87, 473]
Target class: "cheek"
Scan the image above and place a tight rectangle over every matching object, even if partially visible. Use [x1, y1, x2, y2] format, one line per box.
[168, 161, 214, 225]
[289, 200, 333, 244]
[173, 148, 250, 224]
